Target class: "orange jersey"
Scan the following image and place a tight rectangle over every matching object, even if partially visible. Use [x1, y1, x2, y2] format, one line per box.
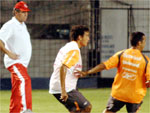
[104, 48, 150, 103]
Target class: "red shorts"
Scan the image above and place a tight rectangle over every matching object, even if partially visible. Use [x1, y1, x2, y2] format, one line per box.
[7, 63, 32, 113]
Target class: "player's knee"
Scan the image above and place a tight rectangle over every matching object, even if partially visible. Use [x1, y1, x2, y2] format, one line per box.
[85, 104, 92, 112]
[88, 104, 92, 111]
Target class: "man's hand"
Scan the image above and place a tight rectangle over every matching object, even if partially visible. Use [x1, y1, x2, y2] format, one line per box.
[74, 63, 106, 78]
[74, 70, 88, 78]
[7, 51, 19, 60]
[146, 80, 150, 88]
[60, 91, 68, 102]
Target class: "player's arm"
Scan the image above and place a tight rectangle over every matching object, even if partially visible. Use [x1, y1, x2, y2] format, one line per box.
[0, 22, 19, 60]
[87, 63, 106, 74]
[0, 40, 19, 60]
[78, 63, 106, 77]
[60, 50, 79, 101]
[60, 64, 68, 102]
[78, 51, 122, 77]
[0, 40, 9, 54]
[145, 60, 150, 88]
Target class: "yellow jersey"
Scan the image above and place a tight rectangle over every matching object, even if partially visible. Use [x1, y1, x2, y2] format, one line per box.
[104, 48, 150, 103]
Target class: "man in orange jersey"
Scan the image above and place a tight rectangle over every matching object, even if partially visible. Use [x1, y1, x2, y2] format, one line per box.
[78, 32, 150, 113]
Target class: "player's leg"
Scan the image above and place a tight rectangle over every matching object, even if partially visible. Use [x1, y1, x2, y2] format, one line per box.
[68, 90, 92, 113]
[8, 66, 22, 113]
[53, 90, 92, 113]
[8, 64, 24, 113]
[81, 104, 92, 113]
[103, 96, 125, 113]
[126, 101, 143, 113]
[53, 93, 77, 112]
[8, 63, 32, 113]
[19, 64, 32, 111]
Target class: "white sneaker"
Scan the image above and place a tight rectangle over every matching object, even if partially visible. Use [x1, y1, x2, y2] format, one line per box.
[23, 109, 33, 113]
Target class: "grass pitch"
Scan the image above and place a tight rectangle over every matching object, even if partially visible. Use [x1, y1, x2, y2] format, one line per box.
[0, 88, 149, 113]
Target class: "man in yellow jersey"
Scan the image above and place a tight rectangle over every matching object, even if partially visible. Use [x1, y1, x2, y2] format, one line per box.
[49, 25, 92, 113]
[78, 32, 150, 113]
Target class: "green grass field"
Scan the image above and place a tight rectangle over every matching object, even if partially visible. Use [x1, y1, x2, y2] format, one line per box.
[0, 88, 150, 113]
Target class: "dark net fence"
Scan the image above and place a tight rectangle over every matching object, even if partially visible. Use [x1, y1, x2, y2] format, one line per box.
[0, 0, 150, 79]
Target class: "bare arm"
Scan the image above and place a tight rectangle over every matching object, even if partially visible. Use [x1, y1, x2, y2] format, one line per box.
[0, 40, 19, 60]
[87, 63, 106, 74]
[78, 63, 106, 77]
[60, 64, 68, 102]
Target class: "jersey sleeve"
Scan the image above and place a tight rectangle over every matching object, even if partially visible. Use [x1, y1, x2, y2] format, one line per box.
[145, 58, 150, 81]
[62, 50, 79, 68]
[0, 23, 13, 44]
[103, 51, 123, 70]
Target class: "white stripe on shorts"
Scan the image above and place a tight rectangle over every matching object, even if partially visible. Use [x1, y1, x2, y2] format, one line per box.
[13, 66, 27, 113]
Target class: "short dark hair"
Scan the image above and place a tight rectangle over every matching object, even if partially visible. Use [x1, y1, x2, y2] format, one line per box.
[12, 8, 21, 15]
[70, 25, 89, 41]
[130, 32, 145, 46]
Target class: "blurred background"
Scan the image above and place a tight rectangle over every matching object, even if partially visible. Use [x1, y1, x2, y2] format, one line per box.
[0, 0, 150, 89]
